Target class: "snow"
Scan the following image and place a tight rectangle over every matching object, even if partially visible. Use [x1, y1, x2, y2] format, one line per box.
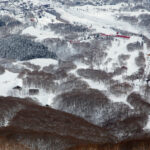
[28, 58, 58, 69]
[126, 51, 139, 76]
[55, 4, 139, 34]
[99, 3, 128, 9]
[0, 71, 22, 96]
[14, 58, 58, 71]
[4, 118, 9, 127]
[69, 61, 89, 75]
[38, 12, 60, 25]
[1, 0, 150, 108]
[32, 89, 56, 106]
[81, 76, 133, 108]
[69, 61, 133, 106]
[0, 68, 57, 106]
[108, 94, 134, 109]
[55, 6, 114, 34]
[144, 115, 150, 130]
[101, 35, 143, 77]
[22, 25, 62, 41]
[83, 78, 107, 91]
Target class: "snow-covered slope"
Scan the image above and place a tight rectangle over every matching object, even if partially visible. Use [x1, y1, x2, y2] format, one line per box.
[1, 0, 150, 140]
[0, 0, 148, 104]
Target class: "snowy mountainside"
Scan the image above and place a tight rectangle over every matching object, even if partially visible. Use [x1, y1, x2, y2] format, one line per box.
[1, 0, 150, 147]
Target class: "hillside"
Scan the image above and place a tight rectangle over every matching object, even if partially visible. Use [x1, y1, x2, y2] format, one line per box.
[1, 0, 150, 149]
